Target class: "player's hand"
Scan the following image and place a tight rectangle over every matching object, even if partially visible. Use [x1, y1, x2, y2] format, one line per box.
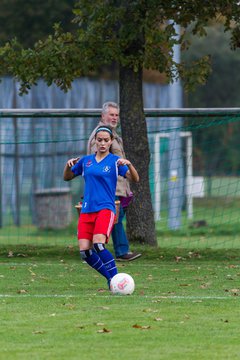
[117, 158, 132, 167]
[67, 157, 80, 167]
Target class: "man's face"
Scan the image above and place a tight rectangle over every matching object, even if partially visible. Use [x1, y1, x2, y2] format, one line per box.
[101, 106, 119, 129]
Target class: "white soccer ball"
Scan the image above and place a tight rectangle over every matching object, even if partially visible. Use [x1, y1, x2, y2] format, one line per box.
[110, 273, 135, 295]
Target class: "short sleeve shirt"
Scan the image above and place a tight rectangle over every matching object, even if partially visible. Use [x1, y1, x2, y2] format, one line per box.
[71, 153, 128, 213]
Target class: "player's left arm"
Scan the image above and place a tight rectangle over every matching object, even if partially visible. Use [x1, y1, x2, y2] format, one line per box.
[117, 158, 139, 183]
[63, 157, 80, 181]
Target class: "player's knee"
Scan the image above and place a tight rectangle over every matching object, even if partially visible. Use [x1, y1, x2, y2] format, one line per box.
[80, 249, 93, 259]
[94, 243, 105, 253]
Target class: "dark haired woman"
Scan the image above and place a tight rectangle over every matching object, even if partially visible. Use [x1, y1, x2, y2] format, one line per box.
[63, 126, 139, 288]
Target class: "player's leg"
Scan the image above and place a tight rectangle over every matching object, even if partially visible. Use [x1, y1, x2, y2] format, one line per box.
[78, 213, 112, 283]
[93, 210, 118, 281]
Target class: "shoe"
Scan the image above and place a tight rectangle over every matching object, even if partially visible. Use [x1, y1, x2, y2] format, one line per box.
[116, 252, 142, 262]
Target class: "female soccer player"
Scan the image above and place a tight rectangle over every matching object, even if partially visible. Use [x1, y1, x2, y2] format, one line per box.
[63, 126, 139, 288]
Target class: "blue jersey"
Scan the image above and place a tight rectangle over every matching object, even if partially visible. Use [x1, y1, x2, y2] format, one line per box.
[71, 153, 128, 213]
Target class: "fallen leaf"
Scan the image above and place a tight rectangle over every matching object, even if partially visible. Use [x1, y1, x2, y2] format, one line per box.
[132, 324, 151, 330]
[28, 268, 36, 276]
[200, 283, 209, 289]
[229, 289, 239, 293]
[32, 330, 45, 334]
[147, 275, 153, 281]
[175, 256, 183, 262]
[17, 289, 28, 294]
[97, 288, 107, 293]
[188, 252, 201, 259]
[154, 318, 163, 321]
[97, 328, 111, 333]
[63, 303, 75, 310]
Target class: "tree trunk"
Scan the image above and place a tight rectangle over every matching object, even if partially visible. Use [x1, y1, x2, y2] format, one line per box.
[119, 65, 157, 246]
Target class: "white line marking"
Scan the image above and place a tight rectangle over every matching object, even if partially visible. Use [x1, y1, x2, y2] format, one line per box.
[0, 294, 237, 300]
[0, 294, 73, 298]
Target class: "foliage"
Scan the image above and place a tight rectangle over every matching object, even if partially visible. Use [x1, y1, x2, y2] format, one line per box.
[0, 0, 76, 47]
[183, 24, 240, 107]
[1, 1, 240, 94]
[182, 24, 240, 175]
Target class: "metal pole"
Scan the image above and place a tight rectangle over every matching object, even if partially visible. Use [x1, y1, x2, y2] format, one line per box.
[168, 23, 183, 230]
[154, 134, 161, 221]
[186, 134, 193, 219]
[13, 117, 21, 226]
[1, 108, 240, 118]
[0, 120, 2, 228]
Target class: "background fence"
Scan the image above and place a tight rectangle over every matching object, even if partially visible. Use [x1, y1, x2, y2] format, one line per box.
[1, 108, 240, 250]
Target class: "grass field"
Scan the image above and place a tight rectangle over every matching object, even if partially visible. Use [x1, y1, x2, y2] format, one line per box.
[1, 197, 240, 359]
[0, 244, 240, 360]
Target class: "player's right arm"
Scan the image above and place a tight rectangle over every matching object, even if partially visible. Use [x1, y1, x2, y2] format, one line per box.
[63, 157, 80, 181]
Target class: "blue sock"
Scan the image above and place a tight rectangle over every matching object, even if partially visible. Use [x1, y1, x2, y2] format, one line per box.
[94, 243, 118, 279]
[80, 249, 111, 282]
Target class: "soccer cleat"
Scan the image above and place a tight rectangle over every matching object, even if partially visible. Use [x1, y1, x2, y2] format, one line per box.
[116, 252, 142, 262]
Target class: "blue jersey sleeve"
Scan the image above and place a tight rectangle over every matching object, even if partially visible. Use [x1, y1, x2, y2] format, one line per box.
[118, 164, 129, 178]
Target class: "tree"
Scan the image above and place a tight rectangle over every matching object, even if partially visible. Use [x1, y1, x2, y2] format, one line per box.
[0, 0, 76, 47]
[183, 24, 240, 176]
[183, 24, 240, 108]
[1, 1, 240, 245]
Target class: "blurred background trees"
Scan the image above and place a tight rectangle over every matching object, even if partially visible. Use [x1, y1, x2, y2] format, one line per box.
[1, 2, 240, 107]
[0, 0, 76, 47]
[182, 23, 240, 176]
[183, 24, 240, 108]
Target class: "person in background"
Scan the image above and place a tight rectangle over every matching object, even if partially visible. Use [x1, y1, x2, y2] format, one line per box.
[63, 125, 139, 288]
[87, 102, 142, 261]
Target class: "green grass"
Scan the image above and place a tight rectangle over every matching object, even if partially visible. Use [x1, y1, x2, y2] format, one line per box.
[1, 197, 240, 359]
[0, 245, 240, 360]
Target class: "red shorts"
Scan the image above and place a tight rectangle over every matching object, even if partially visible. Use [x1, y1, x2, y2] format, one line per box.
[77, 209, 115, 243]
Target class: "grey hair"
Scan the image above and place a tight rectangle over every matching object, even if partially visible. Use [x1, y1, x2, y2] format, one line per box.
[102, 101, 119, 114]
